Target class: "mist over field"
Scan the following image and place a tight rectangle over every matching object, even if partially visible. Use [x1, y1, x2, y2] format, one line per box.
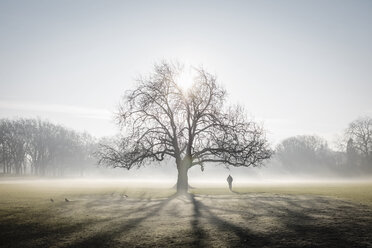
[1, 0, 372, 247]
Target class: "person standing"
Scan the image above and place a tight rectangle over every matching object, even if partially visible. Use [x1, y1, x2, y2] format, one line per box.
[227, 175, 233, 191]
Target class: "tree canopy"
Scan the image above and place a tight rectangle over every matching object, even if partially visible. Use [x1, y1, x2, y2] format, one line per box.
[98, 62, 272, 193]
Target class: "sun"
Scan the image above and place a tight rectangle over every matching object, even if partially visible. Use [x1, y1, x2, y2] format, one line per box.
[177, 67, 195, 91]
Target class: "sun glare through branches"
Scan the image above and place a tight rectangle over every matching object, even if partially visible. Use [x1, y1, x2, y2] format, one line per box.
[177, 66, 195, 91]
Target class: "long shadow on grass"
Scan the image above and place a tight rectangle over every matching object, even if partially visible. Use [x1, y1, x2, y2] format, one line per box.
[193, 194, 372, 248]
[190, 194, 271, 247]
[0, 213, 84, 248]
[190, 194, 207, 247]
[66, 194, 177, 248]
[275, 198, 372, 247]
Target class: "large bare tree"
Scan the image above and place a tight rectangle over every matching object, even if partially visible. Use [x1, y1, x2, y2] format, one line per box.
[98, 62, 272, 193]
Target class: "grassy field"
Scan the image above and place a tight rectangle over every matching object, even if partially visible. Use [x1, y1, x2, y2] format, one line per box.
[0, 179, 372, 247]
[192, 181, 372, 207]
[2, 179, 372, 206]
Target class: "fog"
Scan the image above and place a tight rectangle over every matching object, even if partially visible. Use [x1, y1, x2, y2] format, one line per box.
[2, 1, 372, 247]
[1, 116, 371, 186]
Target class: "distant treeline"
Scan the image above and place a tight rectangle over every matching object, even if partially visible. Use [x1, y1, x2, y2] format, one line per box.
[274, 117, 372, 176]
[1, 116, 371, 177]
[0, 118, 97, 176]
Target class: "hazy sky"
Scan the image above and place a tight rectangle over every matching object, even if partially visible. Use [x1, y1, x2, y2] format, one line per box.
[1, 0, 371, 145]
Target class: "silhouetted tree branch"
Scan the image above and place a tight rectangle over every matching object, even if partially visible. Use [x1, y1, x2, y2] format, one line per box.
[97, 61, 273, 193]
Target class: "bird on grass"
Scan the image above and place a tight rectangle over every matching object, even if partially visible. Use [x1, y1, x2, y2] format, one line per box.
[65, 198, 70, 202]
[50, 198, 54, 203]
[122, 194, 128, 198]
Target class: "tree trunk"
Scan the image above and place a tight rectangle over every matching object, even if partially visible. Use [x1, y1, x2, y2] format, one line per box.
[176, 162, 189, 194]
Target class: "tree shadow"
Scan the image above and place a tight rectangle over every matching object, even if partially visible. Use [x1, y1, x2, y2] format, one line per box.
[191, 194, 372, 247]
[189, 194, 207, 247]
[66, 194, 178, 248]
[0, 194, 178, 248]
[190, 194, 271, 247]
[2, 193, 372, 247]
[0, 210, 85, 248]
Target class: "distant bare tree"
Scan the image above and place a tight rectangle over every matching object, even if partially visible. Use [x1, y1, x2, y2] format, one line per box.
[0, 118, 97, 176]
[346, 138, 358, 168]
[346, 117, 372, 157]
[0, 120, 12, 173]
[98, 61, 272, 194]
[346, 117, 372, 170]
[276, 135, 336, 173]
[0, 119, 28, 175]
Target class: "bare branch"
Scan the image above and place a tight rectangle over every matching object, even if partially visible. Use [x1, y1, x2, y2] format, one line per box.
[98, 61, 272, 172]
